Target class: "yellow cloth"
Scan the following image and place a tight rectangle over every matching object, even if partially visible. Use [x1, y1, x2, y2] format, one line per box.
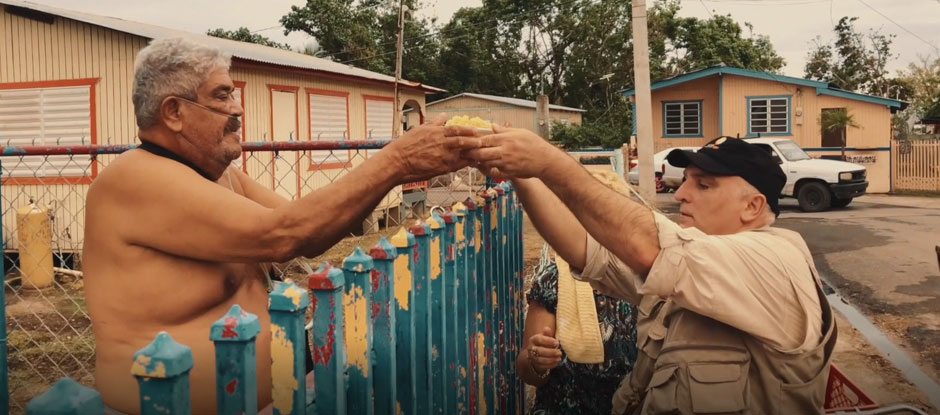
[554, 253, 605, 364]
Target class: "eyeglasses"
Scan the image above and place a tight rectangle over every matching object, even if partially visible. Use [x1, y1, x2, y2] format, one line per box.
[175, 96, 240, 123]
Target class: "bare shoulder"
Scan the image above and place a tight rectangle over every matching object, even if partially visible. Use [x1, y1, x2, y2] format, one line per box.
[89, 149, 209, 204]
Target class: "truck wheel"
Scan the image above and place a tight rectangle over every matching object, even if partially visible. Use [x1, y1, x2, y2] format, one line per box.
[831, 197, 853, 208]
[797, 182, 832, 212]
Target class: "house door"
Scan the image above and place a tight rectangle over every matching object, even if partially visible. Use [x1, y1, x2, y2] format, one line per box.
[271, 88, 299, 199]
[821, 108, 845, 148]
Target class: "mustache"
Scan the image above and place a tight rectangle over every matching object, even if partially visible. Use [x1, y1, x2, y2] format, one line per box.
[225, 116, 241, 134]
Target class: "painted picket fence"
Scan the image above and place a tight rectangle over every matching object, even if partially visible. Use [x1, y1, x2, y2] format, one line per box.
[25, 182, 525, 415]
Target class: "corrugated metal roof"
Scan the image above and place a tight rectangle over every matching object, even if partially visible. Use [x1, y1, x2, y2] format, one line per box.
[428, 93, 586, 113]
[1, 0, 444, 93]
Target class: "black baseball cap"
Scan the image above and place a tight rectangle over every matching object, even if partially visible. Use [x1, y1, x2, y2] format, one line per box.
[666, 137, 787, 216]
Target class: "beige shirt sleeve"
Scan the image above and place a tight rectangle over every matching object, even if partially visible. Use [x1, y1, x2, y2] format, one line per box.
[571, 233, 644, 305]
[644, 212, 823, 353]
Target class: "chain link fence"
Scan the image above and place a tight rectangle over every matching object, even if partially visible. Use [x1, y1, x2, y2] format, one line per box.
[2, 140, 485, 411]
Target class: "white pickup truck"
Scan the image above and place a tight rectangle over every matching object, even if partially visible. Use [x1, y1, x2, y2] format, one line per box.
[742, 138, 868, 211]
[633, 138, 869, 212]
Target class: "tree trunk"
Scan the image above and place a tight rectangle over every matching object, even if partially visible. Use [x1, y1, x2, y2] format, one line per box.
[841, 130, 846, 160]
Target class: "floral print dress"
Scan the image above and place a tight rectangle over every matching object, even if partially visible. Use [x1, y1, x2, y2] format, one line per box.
[526, 263, 638, 415]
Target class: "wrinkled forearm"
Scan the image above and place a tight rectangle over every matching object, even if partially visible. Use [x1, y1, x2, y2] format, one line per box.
[539, 152, 660, 274]
[265, 149, 404, 261]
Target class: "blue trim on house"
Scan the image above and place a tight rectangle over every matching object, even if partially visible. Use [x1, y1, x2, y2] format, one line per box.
[802, 147, 890, 151]
[746, 95, 792, 137]
[621, 66, 906, 110]
[718, 75, 724, 136]
[622, 67, 829, 96]
[662, 100, 704, 138]
[631, 101, 637, 136]
[815, 87, 903, 109]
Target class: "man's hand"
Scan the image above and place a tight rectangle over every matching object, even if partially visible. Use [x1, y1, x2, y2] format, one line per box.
[527, 326, 563, 374]
[465, 125, 564, 180]
[384, 116, 482, 183]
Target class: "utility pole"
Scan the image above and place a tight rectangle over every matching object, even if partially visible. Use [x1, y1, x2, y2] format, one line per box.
[392, 0, 405, 138]
[631, 0, 655, 204]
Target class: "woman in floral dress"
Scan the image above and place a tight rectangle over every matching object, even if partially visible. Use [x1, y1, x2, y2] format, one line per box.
[518, 255, 638, 414]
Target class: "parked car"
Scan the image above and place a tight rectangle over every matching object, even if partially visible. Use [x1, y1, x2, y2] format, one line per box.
[744, 137, 867, 211]
[701, 136, 868, 212]
[627, 147, 698, 193]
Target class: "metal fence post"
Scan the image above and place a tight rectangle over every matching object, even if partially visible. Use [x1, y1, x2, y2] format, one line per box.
[409, 221, 434, 415]
[131, 332, 194, 415]
[462, 198, 479, 415]
[342, 247, 376, 415]
[25, 378, 104, 415]
[269, 280, 311, 415]
[370, 238, 398, 415]
[451, 203, 470, 415]
[442, 210, 460, 415]
[493, 185, 508, 415]
[428, 212, 447, 415]
[480, 190, 496, 415]
[210, 304, 261, 415]
[309, 264, 347, 415]
[0, 159, 7, 415]
[391, 228, 418, 415]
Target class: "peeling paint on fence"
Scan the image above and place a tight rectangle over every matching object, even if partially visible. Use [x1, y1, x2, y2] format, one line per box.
[343, 284, 370, 377]
[270, 324, 298, 413]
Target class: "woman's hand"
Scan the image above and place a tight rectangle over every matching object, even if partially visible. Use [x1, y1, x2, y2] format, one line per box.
[527, 325, 563, 374]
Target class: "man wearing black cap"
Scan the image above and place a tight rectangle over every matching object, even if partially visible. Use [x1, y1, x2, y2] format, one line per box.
[468, 128, 836, 414]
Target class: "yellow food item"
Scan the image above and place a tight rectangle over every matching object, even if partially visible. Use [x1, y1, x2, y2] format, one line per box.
[445, 115, 493, 130]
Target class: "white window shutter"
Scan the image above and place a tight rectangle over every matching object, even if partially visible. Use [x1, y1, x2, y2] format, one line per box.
[0, 85, 92, 179]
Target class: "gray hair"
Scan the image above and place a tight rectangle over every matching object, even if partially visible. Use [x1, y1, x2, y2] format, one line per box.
[133, 37, 232, 129]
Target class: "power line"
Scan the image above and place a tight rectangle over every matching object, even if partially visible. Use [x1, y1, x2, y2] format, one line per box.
[855, 0, 940, 53]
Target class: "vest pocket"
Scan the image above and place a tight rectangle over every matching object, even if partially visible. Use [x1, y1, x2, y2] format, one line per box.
[644, 365, 680, 414]
[776, 365, 829, 415]
[687, 363, 747, 414]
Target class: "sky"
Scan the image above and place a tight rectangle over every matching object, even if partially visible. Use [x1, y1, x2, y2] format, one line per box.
[22, 0, 940, 78]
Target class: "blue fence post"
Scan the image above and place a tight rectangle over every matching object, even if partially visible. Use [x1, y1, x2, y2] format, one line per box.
[512, 184, 526, 413]
[493, 185, 508, 415]
[342, 247, 376, 415]
[370, 238, 398, 415]
[505, 183, 522, 413]
[131, 332, 194, 415]
[462, 198, 479, 415]
[480, 190, 496, 415]
[269, 280, 311, 415]
[442, 210, 460, 415]
[210, 304, 261, 415]
[309, 264, 347, 415]
[451, 203, 471, 415]
[391, 228, 418, 415]
[428, 212, 447, 415]
[409, 221, 433, 415]
[26, 377, 104, 415]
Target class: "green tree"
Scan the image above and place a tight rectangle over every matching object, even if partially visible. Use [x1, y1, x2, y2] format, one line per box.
[803, 17, 896, 95]
[898, 55, 940, 123]
[280, 0, 442, 81]
[820, 108, 860, 160]
[206, 27, 292, 50]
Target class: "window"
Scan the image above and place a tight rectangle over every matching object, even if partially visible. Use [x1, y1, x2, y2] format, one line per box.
[365, 97, 394, 140]
[0, 81, 96, 181]
[308, 91, 350, 167]
[663, 101, 701, 137]
[748, 96, 790, 136]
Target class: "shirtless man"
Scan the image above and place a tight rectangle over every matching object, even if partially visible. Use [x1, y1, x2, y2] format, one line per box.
[82, 37, 481, 414]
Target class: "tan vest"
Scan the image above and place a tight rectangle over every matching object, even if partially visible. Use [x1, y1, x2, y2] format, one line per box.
[613, 247, 837, 415]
